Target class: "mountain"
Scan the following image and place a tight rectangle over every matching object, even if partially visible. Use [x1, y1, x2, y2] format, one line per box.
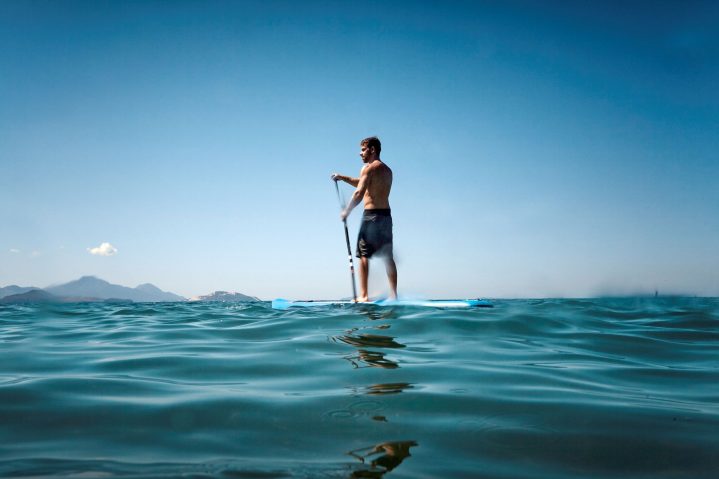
[190, 291, 260, 302]
[134, 283, 185, 301]
[0, 289, 61, 303]
[46, 276, 185, 302]
[0, 288, 133, 304]
[0, 285, 37, 299]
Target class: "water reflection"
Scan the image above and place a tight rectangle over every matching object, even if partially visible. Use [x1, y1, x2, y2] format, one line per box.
[353, 306, 399, 322]
[363, 382, 413, 395]
[334, 318, 407, 370]
[348, 440, 418, 478]
[348, 382, 414, 395]
[345, 348, 399, 369]
[338, 333, 405, 349]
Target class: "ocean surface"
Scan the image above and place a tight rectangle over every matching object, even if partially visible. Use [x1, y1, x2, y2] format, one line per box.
[0, 298, 717, 478]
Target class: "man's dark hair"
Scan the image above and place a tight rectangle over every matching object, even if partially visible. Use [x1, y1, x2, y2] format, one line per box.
[361, 136, 381, 155]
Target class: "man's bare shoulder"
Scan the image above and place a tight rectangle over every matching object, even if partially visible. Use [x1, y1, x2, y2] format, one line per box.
[370, 161, 392, 178]
[366, 160, 391, 174]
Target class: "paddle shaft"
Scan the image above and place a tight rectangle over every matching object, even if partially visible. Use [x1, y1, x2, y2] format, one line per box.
[342, 219, 358, 302]
[335, 180, 358, 302]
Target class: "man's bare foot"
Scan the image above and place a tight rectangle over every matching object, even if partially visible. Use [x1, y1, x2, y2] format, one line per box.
[356, 296, 370, 303]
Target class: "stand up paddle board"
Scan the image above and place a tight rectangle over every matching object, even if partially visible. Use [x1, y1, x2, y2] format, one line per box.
[272, 298, 492, 310]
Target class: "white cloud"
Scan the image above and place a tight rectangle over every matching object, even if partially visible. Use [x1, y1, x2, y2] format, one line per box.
[9, 249, 20, 254]
[88, 242, 118, 256]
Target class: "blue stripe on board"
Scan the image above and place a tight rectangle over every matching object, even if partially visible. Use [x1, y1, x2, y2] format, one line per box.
[271, 298, 492, 310]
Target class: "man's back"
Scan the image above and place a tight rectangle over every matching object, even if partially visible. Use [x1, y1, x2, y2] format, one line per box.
[363, 160, 392, 210]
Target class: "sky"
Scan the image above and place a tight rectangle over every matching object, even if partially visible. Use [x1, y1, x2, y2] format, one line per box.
[1, 0, 718, 299]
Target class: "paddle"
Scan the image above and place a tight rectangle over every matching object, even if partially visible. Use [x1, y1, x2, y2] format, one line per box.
[334, 179, 358, 303]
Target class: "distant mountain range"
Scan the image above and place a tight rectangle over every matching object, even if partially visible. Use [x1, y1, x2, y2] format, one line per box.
[189, 291, 260, 302]
[0, 285, 36, 298]
[0, 276, 183, 303]
[0, 276, 259, 304]
[0, 289, 133, 304]
[45, 276, 185, 302]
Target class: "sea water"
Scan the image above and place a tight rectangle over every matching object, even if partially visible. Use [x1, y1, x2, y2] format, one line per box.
[0, 298, 717, 478]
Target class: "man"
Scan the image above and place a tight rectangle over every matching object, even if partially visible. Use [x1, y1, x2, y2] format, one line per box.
[332, 136, 397, 302]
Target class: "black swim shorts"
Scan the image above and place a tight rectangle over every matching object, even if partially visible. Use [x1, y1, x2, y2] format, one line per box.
[356, 209, 393, 258]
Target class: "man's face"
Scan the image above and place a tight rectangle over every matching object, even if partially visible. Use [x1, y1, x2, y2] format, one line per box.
[359, 144, 372, 163]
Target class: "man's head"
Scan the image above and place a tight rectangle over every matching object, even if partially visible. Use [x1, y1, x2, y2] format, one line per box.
[360, 136, 381, 163]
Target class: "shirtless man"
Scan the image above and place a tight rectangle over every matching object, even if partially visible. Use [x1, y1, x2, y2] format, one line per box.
[332, 136, 397, 302]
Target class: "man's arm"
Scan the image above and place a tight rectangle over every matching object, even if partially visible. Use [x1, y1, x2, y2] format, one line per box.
[341, 166, 370, 220]
[331, 173, 359, 187]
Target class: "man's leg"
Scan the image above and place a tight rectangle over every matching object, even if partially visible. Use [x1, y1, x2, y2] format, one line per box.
[358, 256, 370, 302]
[385, 256, 397, 299]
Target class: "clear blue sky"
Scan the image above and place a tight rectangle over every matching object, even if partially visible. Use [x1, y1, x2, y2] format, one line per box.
[2, 0, 717, 299]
